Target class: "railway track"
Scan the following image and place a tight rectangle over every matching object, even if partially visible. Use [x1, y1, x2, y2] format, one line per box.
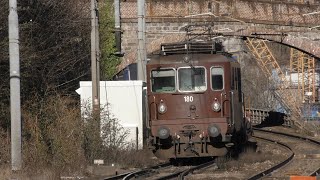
[155, 160, 216, 180]
[103, 160, 217, 180]
[252, 128, 320, 178]
[248, 132, 294, 179]
[185, 127, 320, 179]
[183, 132, 293, 180]
[104, 127, 320, 180]
[103, 162, 172, 180]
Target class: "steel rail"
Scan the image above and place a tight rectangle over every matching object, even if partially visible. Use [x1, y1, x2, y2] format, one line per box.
[154, 169, 185, 180]
[103, 162, 171, 180]
[178, 160, 216, 180]
[248, 134, 294, 180]
[103, 171, 130, 180]
[253, 128, 320, 177]
[154, 160, 216, 180]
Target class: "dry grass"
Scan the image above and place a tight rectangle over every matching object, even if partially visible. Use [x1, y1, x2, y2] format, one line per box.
[0, 94, 156, 178]
[0, 165, 11, 180]
[0, 129, 10, 165]
[22, 94, 86, 174]
[0, 166, 60, 180]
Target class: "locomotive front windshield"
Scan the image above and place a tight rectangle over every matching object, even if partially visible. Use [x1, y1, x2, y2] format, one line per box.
[151, 69, 176, 93]
[178, 67, 206, 92]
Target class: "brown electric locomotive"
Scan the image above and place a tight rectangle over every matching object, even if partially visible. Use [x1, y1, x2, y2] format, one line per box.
[145, 41, 251, 159]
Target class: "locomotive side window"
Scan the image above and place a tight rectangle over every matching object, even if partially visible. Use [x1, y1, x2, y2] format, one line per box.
[151, 69, 176, 93]
[178, 67, 206, 92]
[211, 67, 224, 90]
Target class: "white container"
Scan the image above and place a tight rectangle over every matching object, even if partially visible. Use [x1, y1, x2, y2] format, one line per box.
[76, 81, 143, 149]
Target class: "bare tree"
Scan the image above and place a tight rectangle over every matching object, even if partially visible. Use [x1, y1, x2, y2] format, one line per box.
[0, 0, 93, 130]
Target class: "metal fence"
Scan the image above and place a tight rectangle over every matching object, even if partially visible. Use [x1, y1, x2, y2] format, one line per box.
[246, 108, 270, 125]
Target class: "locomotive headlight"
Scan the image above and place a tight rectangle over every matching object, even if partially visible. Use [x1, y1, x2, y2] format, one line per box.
[208, 124, 221, 137]
[158, 126, 170, 139]
[158, 101, 167, 114]
[212, 101, 221, 112]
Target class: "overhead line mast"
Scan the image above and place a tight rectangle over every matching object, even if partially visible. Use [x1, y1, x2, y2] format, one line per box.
[91, 0, 100, 116]
[137, 0, 146, 81]
[9, 0, 22, 171]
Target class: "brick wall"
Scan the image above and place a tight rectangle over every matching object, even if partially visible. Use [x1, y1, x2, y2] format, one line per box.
[118, 0, 320, 70]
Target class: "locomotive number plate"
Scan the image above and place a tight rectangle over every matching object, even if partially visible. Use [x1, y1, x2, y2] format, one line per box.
[184, 96, 194, 102]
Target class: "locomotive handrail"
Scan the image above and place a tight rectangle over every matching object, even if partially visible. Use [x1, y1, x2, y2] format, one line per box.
[147, 95, 158, 122]
[230, 91, 235, 126]
[145, 95, 151, 129]
[153, 95, 157, 121]
[220, 92, 225, 118]
[241, 92, 246, 118]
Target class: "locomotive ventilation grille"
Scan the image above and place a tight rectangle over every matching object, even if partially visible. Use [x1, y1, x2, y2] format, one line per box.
[160, 41, 224, 55]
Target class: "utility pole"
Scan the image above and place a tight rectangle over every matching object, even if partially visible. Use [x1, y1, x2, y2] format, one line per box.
[91, 0, 100, 116]
[137, 0, 146, 81]
[9, 0, 22, 171]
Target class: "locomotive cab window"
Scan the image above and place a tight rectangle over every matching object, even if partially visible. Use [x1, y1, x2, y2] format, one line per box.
[211, 67, 224, 90]
[178, 67, 206, 92]
[151, 68, 176, 93]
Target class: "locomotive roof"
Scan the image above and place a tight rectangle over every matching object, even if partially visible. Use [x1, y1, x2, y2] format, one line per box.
[147, 53, 237, 65]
